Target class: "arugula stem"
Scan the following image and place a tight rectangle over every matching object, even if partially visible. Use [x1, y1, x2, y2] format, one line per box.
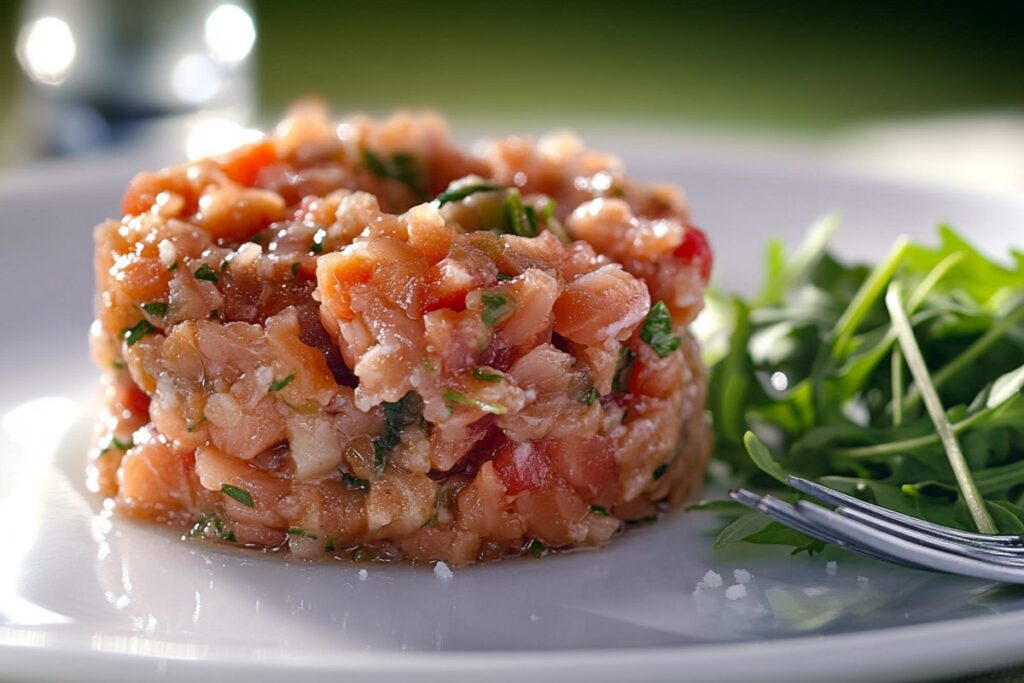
[901, 301, 1024, 414]
[885, 283, 996, 534]
[891, 348, 904, 427]
[833, 407, 991, 457]
[831, 236, 909, 358]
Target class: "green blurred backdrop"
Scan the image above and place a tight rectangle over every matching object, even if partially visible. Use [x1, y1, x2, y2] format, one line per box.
[1, 0, 1023, 139]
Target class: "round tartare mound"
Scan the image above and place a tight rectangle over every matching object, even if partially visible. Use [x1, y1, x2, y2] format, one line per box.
[89, 100, 713, 565]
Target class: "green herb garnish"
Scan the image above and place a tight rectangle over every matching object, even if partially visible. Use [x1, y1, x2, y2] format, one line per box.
[640, 301, 681, 358]
[220, 483, 254, 507]
[372, 392, 423, 472]
[310, 228, 327, 254]
[342, 472, 370, 491]
[194, 263, 218, 283]
[583, 386, 600, 406]
[168, 261, 179, 273]
[100, 435, 134, 454]
[496, 273, 514, 281]
[442, 390, 508, 415]
[653, 464, 668, 481]
[362, 149, 426, 197]
[528, 539, 546, 557]
[186, 416, 208, 433]
[481, 293, 514, 327]
[611, 347, 635, 393]
[122, 320, 156, 346]
[589, 505, 609, 516]
[702, 220, 1024, 554]
[287, 527, 319, 540]
[141, 302, 169, 317]
[502, 189, 536, 237]
[269, 374, 295, 392]
[435, 181, 501, 207]
[472, 367, 503, 382]
[188, 514, 236, 542]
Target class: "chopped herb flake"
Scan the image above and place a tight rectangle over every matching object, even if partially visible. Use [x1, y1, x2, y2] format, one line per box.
[186, 416, 208, 433]
[611, 347, 635, 393]
[188, 514, 235, 542]
[168, 261, 179, 272]
[590, 505, 609, 516]
[194, 263, 218, 283]
[291, 261, 300, 276]
[472, 367, 503, 382]
[496, 273, 514, 281]
[141, 301, 169, 316]
[640, 301, 681, 358]
[653, 464, 668, 480]
[362, 149, 425, 197]
[528, 539, 546, 558]
[435, 181, 501, 207]
[122, 320, 156, 346]
[342, 472, 370, 491]
[111, 358, 126, 370]
[287, 527, 318, 540]
[220, 484, 254, 507]
[481, 293, 514, 327]
[442, 390, 508, 415]
[324, 539, 336, 552]
[220, 257, 232, 272]
[372, 392, 423, 472]
[101, 435, 134, 454]
[503, 189, 535, 237]
[269, 374, 295, 392]
[583, 386, 600, 406]
[310, 228, 327, 254]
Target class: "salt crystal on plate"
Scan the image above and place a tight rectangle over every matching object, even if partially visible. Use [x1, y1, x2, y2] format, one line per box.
[700, 570, 723, 588]
[434, 561, 454, 580]
[358, 569, 368, 581]
[733, 569, 752, 584]
[826, 561, 838, 576]
[725, 584, 747, 601]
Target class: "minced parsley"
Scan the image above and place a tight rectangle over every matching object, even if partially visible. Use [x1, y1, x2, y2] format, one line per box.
[310, 228, 327, 254]
[481, 293, 514, 327]
[122, 320, 156, 346]
[194, 263, 218, 283]
[653, 464, 668, 480]
[342, 472, 369, 491]
[141, 302, 168, 316]
[640, 301, 681, 358]
[269, 374, 295, 392]
[611, 347, 635, 393]
[435, 181, 501, 207]
[471, 367, 503, 382]
[582, 386, 600, 406]
[528, 540, 546, 558]
[589, 505, 609, 516]
[220, 483, 254, 507]
[442, 390, 507, 415]
[287, 527, 318, 540]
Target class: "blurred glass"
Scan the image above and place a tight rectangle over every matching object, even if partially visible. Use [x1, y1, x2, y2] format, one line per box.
[11, 0, 255, 157]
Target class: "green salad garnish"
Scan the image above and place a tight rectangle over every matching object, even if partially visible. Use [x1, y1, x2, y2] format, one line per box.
[703, 216, 1024, 553]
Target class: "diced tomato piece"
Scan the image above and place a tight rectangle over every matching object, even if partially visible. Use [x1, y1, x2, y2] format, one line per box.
[673, 224, 713, 282]
[492, 441, 555, 495]
[219, 140, 277, 186]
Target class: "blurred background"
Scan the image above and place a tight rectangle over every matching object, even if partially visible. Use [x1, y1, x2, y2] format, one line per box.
[1, 0, 1023, 193]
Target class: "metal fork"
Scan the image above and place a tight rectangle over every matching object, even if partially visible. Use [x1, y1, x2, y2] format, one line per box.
[730, 476, 1024, 583]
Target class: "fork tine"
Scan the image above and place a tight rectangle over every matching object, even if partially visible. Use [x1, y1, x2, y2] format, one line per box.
[791, 501, 1024, 584]
[729, 489, 931, 570]
[837, 507, 1024, 561]
[786, 475, 1023, 547]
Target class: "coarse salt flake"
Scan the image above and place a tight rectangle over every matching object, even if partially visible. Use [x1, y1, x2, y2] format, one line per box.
[733, 568, 752, 584]
[358, 568, 368, 581]
[826, 561, 837, 576]
[700, 570, 723, 589]
[724, 584, 747, 601]
[434, 561, 453, 580]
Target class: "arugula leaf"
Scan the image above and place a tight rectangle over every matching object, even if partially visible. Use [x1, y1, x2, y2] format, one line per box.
[703, 220, 1024, 554]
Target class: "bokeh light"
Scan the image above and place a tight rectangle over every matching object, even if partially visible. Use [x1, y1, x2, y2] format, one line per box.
[204, 4, 256, 64]
[16, 16, 77, 86]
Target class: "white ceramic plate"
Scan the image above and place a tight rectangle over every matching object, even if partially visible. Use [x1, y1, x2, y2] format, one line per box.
[3, 134, 1024, 683]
